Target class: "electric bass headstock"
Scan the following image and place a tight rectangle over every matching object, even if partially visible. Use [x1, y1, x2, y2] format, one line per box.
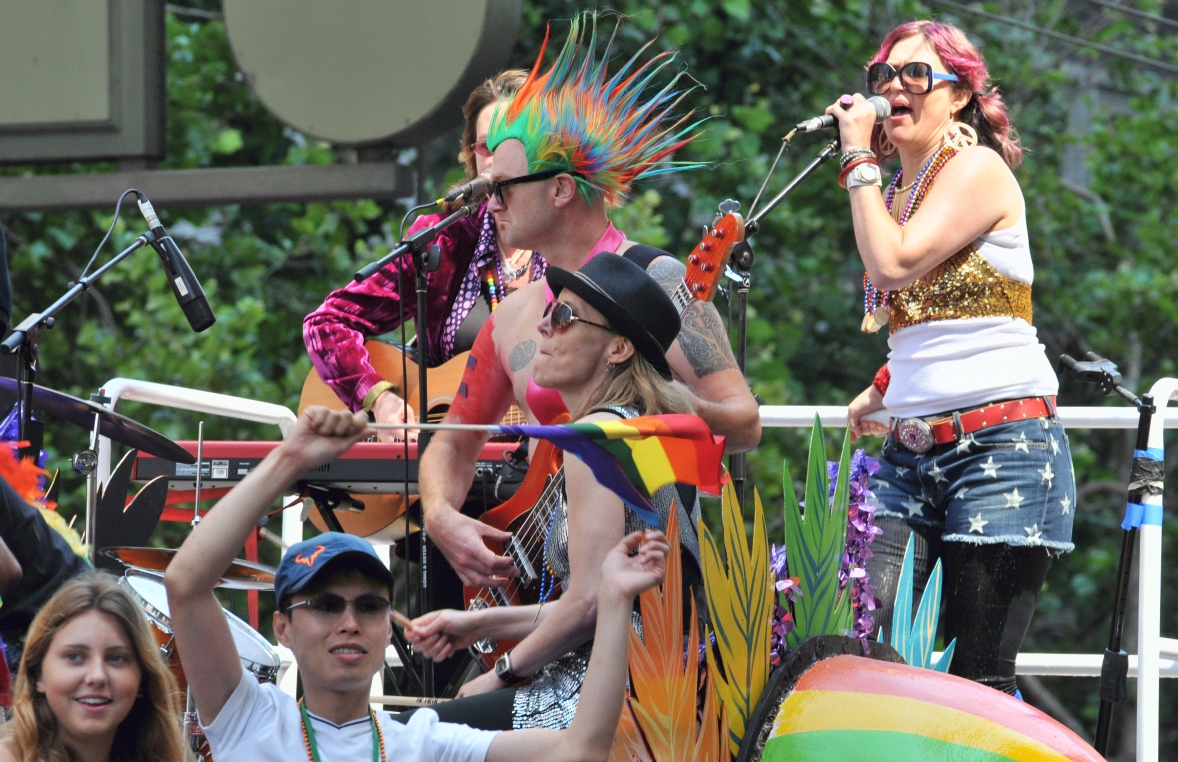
[683, 202, 745, 305]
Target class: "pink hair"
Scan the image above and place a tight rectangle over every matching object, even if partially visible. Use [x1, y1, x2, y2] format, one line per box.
[868, 20, 1023, 168]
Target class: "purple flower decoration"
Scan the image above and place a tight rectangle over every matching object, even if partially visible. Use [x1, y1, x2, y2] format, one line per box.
[769, 449, 882, 665]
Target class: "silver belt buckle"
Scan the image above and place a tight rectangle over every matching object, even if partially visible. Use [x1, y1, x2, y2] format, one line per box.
[896, 418, 935, 453]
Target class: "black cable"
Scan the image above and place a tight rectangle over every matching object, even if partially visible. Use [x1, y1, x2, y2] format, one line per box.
[80, 189, 139, 280]
[400, 203, 436, 240]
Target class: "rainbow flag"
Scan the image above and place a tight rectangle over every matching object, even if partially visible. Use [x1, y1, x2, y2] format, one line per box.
[499, 414, 726, 526]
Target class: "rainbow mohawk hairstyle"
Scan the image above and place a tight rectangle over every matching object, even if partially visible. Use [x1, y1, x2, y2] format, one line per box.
[487, 13, 705, 208]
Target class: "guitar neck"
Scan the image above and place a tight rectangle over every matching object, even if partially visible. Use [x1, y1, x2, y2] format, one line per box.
[671, 281, 695, 316]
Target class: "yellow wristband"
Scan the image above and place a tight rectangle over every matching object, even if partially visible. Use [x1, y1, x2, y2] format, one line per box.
[361, 381, 401, 413]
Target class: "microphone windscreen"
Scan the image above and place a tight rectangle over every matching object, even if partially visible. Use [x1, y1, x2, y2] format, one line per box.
[867, 96, 892, 122]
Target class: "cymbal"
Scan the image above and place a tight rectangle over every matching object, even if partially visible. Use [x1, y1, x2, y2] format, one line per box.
[101, 547, 276, 591]
[0, 378, 195, 464]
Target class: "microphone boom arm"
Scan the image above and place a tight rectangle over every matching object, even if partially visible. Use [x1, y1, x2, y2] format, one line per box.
[353, 200, 483, 283]
[747, 138, 841, 232]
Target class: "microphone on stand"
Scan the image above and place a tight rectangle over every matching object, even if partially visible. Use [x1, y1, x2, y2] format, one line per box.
[794, 96, 891, 134]
[135, 193, 216, 332]
[437, 175, 491, 205]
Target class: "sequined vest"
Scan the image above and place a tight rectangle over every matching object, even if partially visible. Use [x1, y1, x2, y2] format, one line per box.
[887, 243, 1033, 333]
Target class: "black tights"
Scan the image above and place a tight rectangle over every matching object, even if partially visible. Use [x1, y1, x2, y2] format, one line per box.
[867, 517, 1053, 695]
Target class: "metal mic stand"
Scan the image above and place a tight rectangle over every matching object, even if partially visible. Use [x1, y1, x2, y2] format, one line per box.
[1059, 352, 1156, 756]
[1, 231, 158, 462]
[355, 200, 481, 697]
[726, 138, 841, 507]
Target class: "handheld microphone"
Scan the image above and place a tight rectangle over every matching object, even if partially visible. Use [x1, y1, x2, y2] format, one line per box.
[794, 96, 891, 134]
[135, 193, 216, 332]
[437, 175, 491, 205]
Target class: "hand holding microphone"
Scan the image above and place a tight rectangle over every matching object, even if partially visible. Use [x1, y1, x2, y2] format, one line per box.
[802, 94, 891, 149]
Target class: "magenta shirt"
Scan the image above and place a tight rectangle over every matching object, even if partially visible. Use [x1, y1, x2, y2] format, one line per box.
[302, 205, 489, 412]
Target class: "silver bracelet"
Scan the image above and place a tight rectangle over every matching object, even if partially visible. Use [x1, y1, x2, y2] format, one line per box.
[840, 147, 876, 168]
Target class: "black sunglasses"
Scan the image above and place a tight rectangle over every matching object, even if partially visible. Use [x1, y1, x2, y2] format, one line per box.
[867, 61, 959, 96]
[543, 300, 614, 333]
[489, 168, 582, 204]
[285, 593, 392, 619]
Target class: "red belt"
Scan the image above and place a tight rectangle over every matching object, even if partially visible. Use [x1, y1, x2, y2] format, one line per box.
[893, 396, 1056, 453]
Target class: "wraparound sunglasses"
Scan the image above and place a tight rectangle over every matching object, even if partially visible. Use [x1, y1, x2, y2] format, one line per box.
[489, 169, 584, 204]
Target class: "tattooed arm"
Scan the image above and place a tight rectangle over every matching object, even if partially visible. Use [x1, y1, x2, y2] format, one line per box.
[646, 256, 761, 453]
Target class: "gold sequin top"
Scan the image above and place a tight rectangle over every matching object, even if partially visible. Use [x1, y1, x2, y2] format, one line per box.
[885, 186, 1033, 334]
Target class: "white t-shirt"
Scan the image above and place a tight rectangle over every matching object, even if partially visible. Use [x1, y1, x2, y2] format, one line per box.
[202, 668, 498, 762]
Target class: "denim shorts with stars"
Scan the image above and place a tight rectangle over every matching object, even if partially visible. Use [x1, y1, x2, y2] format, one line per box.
[869, 416, 1076, 551]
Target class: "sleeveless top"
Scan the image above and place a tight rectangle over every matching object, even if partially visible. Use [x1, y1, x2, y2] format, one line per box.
[883, 193, 1058, 418]
[511, 406, 704, 730]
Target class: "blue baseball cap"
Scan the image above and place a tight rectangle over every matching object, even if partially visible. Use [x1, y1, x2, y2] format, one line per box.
[275, 532, 394, 606]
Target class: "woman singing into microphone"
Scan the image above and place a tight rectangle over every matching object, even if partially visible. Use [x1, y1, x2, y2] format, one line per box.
[825, 21, 1076, 696]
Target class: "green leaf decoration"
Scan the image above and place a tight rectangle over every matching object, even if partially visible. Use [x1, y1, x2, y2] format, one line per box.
[783, 416, 853, 648]
[699, 482, 773, 757]
[886, 533, 956, 672]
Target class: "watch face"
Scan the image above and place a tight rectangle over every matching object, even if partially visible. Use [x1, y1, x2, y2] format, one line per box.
[858, 163, 881, 182]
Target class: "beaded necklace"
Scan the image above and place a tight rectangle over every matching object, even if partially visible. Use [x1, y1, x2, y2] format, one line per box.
[485, 251, 539, 311]
[861, 143, 957, 333]
[299, 697, 385, 762]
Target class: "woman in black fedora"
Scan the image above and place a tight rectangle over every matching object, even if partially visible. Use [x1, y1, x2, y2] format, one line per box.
[404, 254, 705, 730]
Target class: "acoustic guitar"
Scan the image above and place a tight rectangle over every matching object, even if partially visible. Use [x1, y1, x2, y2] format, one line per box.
[298, 341, 525, 538]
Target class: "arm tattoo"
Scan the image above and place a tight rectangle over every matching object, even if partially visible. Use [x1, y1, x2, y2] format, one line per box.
[678, 302, 738, 378]
[646, 256, 685, 290]
[646, 256, 737, 379]
[508, 340, 537, 372]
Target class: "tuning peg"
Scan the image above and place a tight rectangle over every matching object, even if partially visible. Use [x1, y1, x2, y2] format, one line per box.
[718, 198, 741, 215]
[688, 254, 701, 264]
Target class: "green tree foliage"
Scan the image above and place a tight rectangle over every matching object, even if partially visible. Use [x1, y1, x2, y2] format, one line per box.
[3, 1, 1176, 750]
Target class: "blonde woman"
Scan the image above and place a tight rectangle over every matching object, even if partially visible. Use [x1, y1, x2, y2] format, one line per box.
[406, 254, 704, 731]
[0, 573, 186, 762]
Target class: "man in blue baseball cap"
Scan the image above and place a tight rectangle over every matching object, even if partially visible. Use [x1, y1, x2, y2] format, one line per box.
[165, 406, 669, 762]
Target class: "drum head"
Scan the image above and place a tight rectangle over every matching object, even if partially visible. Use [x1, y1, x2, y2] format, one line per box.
[120, 571, 172, 631]
[224, 609, 280, 681]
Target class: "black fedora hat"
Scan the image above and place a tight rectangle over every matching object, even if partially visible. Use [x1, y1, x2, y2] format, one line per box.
[545, 253, 680, 379]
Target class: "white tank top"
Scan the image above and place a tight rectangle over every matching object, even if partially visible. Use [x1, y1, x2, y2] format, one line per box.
[882, 209, 1059, 419]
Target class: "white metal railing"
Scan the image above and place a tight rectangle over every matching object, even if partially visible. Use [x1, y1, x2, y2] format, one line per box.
[92, 379, 1174, 756]
[762, 384, 1178, 761]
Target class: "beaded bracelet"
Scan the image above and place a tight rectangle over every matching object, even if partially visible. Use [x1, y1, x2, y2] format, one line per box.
[872, 364, 891, 396]
[840, 147, 876, 169]
[838, 158, 878, 189]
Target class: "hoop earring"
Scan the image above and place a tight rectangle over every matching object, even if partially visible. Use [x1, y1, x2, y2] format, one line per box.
[606, 361, 616, 371]
[944, 121, 978, 151]
[878, 134, 896, 157]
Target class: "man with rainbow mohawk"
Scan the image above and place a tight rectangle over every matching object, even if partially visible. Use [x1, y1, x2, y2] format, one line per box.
[420, 13, 759, 601]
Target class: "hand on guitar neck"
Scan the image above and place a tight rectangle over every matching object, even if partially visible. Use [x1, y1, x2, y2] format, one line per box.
[372, 389, 419, 443]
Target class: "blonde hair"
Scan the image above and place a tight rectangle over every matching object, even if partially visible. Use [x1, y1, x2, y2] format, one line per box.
[575, 352, 694, 419]
[4, 573, 186, 762]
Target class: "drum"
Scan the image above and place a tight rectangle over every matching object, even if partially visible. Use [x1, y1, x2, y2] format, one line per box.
[120, 571, 185, 689]
[119, 570, 280, 689]
[225, 608, 280, 683]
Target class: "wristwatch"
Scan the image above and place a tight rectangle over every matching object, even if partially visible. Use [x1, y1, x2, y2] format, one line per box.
[494, 649, 526, 685]
[846, 161, 883, 188]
